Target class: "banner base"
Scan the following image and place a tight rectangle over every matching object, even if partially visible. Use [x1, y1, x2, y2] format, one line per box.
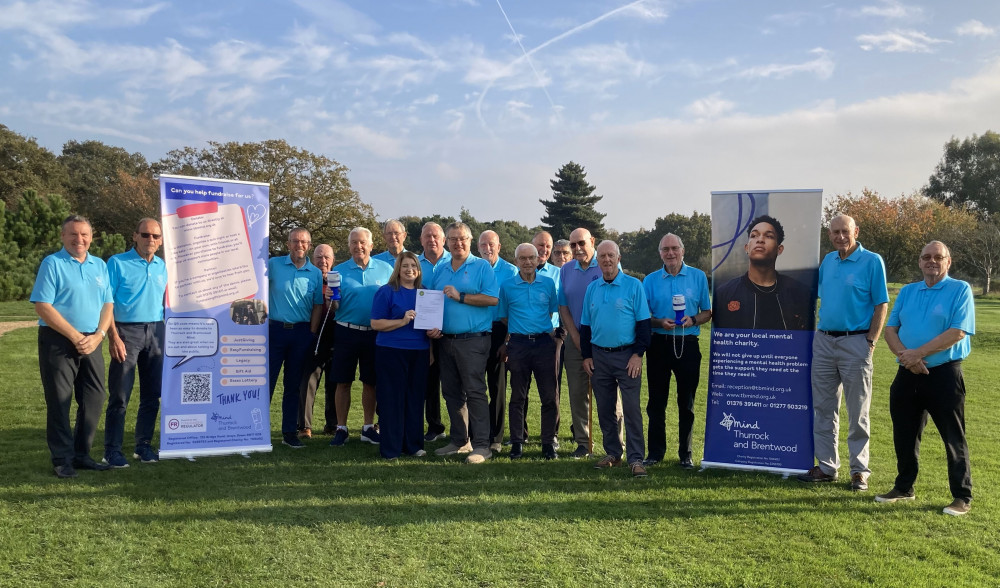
[700, 460, 808, 478]
[160, 444, 272, 460]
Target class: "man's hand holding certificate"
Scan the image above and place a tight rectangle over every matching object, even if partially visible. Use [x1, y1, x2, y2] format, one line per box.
[414, 289, 444, 331]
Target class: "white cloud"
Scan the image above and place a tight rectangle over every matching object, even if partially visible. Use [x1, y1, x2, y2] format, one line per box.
[205, 85, 257, 114]
[858, 0, 923, 20]
[737, 48, 834, 80]
[955, 20, 996, 38]
[208, 41, 288, 82]
[332, 123, 406, 159]
[619, 0, 670, 22]
[289, 0, 380, 42]
[413, 94, 439, 106]
[857, 30, 948, 53]
[685, 93, 736, 119]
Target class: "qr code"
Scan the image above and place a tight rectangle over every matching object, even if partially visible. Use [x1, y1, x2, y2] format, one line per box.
[181, 372, 212, 404]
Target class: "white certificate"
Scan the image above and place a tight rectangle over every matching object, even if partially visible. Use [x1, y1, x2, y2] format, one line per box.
[413, 289, 444, 331]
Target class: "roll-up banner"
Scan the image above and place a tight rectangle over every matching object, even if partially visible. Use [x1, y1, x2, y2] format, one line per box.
[158, 174, 272, 459]
[703, 190, 821, 475]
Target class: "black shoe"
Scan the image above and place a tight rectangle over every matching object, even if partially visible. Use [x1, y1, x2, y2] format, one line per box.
[73, 456, 111, 471]
[423, 429, 446, 442]
[542, 444, 558, 460]
[679, 458, 694, 469]
[571, 445, 591, 459]
[509, 442, 523, 459]
[282, 434, 305, 449]
[54, 464, 78, 478]
[643, 457, 661, 467]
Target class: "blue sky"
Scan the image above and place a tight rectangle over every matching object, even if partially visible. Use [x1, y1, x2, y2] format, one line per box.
[2, 0, 998, 233]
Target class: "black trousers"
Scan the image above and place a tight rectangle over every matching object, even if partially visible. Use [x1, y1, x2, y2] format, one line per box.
[507, 334, 558, 443]
[483, 322, 508, 445]
[645, 334, 701, 461]
[889, 361, 972, 502]
[38, 327, 106, 466]
[425, 338, 445, 435]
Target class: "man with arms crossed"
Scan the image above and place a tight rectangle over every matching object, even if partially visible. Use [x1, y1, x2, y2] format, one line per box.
[876, 241, 975, 516]
[103, 218, 168, 467]
[798, 214, 888, 490]
[581, 240, 652, 478]
[478, 230, 517, 451]
[328, 227, 394, 446]
[32, 215, 114, 477]
[419, 221, 450, 441]
[643, 233, 712, 469]
[431, 222, 499, 464]
[268, 227, 324, 449]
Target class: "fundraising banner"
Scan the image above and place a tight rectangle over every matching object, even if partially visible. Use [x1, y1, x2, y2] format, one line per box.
[159, 174, 271, 458]
[703, 190, 821, 475]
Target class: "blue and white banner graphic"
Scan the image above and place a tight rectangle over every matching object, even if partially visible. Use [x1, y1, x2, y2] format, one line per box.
[703, 190, 821, 474]
[158, 174, 272, 458]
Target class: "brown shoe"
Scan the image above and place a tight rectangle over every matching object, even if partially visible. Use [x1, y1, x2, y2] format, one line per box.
[943, 498, 971, 516]
[298, 428, 312, 439]
[796, 465, 837, 483]
[322, 425, 336, 436]
[850, 472, 868, 491]
[594, 455, 622, 469]
[630, 462, 648, 478]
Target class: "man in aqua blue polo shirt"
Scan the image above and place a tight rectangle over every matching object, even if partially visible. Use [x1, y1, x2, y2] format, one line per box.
[522, 230, 563, 446]
[418, 221, 451, 441]
[31, 215, 114, 478]
[876, 241, 975, 516]
[799, 215, 889, 491]
[373, 219, 407, 265]
[559, 227, 622, 459]
[268, 227, 324, 449]
[498, 243, 559, 460]
[580, 240, 651, 478]
[478, 230, 518, 452]
[102, 218, 168, 468]
[328, 227, 394, 447]
[643, 233, 712, 469]
[431, 222, 499, 464]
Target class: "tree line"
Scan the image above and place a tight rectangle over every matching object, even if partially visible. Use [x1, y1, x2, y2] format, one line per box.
[1, 122, 997, 299]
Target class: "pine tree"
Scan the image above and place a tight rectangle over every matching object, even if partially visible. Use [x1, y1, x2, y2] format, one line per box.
[539, 161, 607, 240]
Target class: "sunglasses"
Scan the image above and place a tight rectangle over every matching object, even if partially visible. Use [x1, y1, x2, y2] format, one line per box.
[139, 232, 162, 239]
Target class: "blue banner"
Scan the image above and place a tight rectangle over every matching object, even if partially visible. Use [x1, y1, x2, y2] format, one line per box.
[159, 174, 272, 459]
[704, 190, 821, 474]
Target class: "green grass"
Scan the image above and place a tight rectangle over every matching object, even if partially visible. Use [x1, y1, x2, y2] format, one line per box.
[2, 302, 999, 586]
[0, 300, 35, 322]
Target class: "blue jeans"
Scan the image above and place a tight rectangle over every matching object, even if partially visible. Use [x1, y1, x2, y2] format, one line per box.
[105, 321, 165, 454]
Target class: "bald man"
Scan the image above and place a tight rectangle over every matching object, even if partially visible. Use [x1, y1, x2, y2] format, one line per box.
[478, 230, 517, 451]
[298, 244, 340, 438]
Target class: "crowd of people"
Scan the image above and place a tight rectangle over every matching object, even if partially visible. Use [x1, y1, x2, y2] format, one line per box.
[31, 212, 975, 516]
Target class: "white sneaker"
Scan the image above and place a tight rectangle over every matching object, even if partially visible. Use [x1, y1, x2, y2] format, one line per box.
[465, 448, 492, 464]
[434, 441, 472, 456]
[412, 449, 427, 457]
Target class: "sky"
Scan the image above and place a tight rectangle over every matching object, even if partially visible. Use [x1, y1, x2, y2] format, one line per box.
[1, 0, 998, 233]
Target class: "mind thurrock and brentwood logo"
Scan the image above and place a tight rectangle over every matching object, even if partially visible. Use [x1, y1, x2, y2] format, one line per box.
[720, 412, 760, 432]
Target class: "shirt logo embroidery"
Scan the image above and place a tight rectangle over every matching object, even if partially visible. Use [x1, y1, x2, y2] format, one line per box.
[728, 301, 740, 312]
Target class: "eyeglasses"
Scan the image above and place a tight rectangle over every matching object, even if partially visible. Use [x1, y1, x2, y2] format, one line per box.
[920, 254, 948, 262]
[139, 232, 162, 239]
[447, 237, 471, 243]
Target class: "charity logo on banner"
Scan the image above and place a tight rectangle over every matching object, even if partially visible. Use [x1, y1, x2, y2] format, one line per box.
[158, 174, 272, 459]
[703, 190, 821, 475]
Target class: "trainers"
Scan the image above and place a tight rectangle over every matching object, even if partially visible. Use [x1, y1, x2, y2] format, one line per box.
[361, 427, 381, 445]
[489, 442, 502, 452]
[73, 456, 111, 471]
[329, 428, 349, 446]
[631, 462, 648, 478]
[943, 498, 971, 516]
[875, 488, 916, 503]
[102, 452, 130, 469]
[551, 438, 560, 451]
[797, 465, 836, 483]
[465, 448, 492, 464]
[412, 449, 427, 457]
[133, 446, 159, 463]
[541, 444, 558, 460]
[509, 442, 524, 459]
[850, 472, 869, 491]
[643, 457, 661, 467]
[322, 425, 337, 436]
[298, 428, 312, 439]
[679, 458, 695, 470]
[435, 441, 473, 456]
[423, 429, 446, 442]
[571, 445, 591, 459]
[282, 434, 305, 449]
[594, 455, 622, 469]
[54, 463, 78, 478]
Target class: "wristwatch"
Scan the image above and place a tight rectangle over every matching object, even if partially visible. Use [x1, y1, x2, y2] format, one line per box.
[459, 292, 466, 304]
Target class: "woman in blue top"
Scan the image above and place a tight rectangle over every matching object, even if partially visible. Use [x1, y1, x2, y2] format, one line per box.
[370, 251, 430, 459]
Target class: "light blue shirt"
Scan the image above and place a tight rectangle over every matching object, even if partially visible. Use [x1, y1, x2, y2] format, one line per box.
[333, 256, 394, 326]
[643, 263, 711, 336]
[888, 276, 974, 368]
[581, 271, 650, 348]
[537, 262, 561, 328]
[486, 257, 517, 323]
[373, 250, 404, 266]
[31, 248, 113, 333]
[817, 243, 889, 332]
[431, 254, 499, 334]
[107, 248, 167, 323]
[498, 273, 558, 335]
[418, 251, 450, 282]
[558, 255, 602, 329]
[267, 255, 323, 323]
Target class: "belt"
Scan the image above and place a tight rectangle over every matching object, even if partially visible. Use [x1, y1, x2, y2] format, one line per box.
[337, 321, 373, 332]
[442, 331, 490, 339]
[653, 333, 698, 339]
[270, 320, 308, 330]
[509, 332, 553, 342]
[594, 344, 632, 353]
[819, 329, 868, 337]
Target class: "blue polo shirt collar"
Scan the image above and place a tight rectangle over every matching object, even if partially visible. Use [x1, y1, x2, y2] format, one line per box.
[661, 262, 689, 277]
